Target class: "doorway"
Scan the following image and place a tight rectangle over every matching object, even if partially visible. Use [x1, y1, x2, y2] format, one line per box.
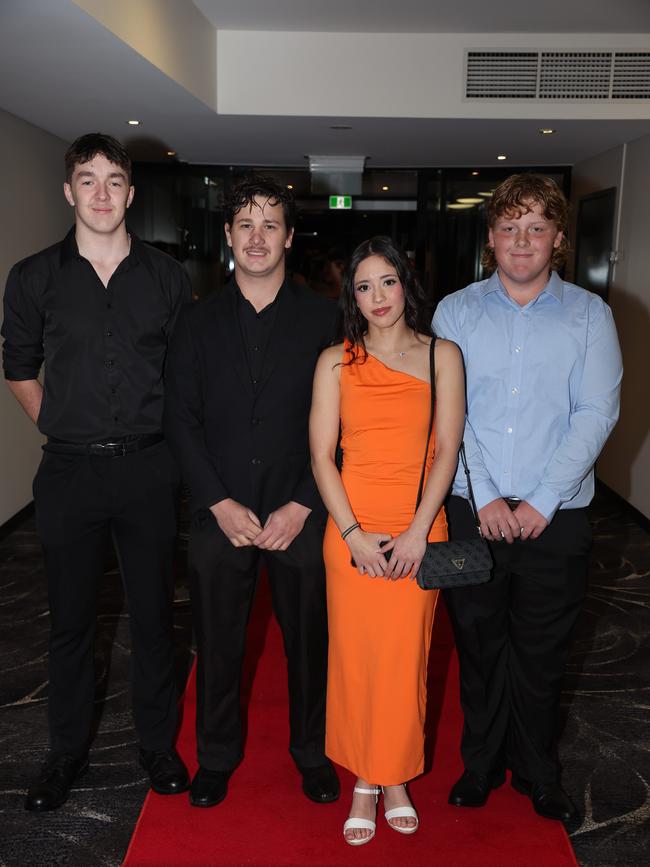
[574, 188, 617, 302]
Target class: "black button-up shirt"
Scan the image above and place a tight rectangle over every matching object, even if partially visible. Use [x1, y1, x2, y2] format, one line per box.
[236, 283, 282, 390]
[2, 228, 192, 442]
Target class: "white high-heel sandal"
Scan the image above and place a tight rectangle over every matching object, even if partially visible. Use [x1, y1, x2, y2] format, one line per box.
[343, 786, 381, 846]
[382, 784, 419, 835]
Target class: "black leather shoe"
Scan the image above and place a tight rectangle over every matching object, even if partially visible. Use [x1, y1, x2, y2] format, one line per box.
[189, 767, 230, 808]
[139, 747, 189, 795]
[448, 769, 505, 808]
[25, 753, 89, 812]
[511, 774, 577, 821]
[299, 763, 340, 803]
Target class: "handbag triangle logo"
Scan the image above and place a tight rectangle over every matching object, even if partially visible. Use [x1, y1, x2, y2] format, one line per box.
[451, 558, 466, 570]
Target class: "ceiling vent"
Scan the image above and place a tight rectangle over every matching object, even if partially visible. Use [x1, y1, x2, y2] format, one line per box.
[466, 51, 650, 100]
[613, 53, 650, 99]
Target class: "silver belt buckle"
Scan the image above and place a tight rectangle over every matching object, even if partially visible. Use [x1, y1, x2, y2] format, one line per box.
[100, 441, 127, 456]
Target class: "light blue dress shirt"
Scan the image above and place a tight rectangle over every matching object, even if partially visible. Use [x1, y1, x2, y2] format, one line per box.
[432, 271, 623, 521]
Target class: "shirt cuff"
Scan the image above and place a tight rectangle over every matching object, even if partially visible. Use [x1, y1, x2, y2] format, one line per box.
[192, 478, 229, 512]
[524, 484, 562, 523]
[3, 365, 41, 381]
[471, 479, 502, 512]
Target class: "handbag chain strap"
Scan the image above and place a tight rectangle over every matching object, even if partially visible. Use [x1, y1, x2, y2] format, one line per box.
[415, 338, 481, 530]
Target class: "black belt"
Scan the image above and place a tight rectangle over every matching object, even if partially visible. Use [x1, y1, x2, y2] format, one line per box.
[503, 497, 522, 511]
[45, 433, 163, 457]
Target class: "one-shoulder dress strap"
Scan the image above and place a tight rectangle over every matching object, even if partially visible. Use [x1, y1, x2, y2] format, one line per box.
[342, 340, 367, 366]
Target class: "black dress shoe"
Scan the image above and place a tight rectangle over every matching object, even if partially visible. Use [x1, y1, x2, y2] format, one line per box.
[511, 774, 577, 821]
[448, 769, 505, 808]
[25, 753, 89, 812]
[139, 747, 189, 795]
[189, 767, 230, 808]
[299, 763, 340, 803]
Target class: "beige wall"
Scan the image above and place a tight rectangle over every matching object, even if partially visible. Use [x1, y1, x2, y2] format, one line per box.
[217, 30, 650, 120]
[0, 109, 71, 526]
[72, 0, 217, 110]
[572, 135, 650, 518]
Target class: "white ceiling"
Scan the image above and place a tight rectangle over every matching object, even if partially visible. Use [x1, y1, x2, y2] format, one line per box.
[194, 0, 650, 34]
[1, 0, 650, 169]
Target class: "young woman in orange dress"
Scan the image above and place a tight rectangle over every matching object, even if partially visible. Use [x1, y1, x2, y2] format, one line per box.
[310, 237, 465, 845]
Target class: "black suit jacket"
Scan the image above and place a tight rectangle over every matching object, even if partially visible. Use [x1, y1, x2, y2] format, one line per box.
[164, 279, 337, 522]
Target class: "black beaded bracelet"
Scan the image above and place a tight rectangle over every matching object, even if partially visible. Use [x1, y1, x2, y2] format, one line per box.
[341, 521, 361, 540]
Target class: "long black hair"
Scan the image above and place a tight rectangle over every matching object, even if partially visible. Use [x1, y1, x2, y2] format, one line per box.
[336, 236, 433, 362]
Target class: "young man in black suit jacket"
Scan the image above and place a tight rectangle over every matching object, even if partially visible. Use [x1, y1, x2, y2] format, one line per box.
[164, 177, 340, 808]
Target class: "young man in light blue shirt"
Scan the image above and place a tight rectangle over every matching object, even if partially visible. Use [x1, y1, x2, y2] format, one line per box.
[433, 174, 622, 822]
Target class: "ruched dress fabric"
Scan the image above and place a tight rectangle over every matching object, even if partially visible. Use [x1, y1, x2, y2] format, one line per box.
[324, 347, 448, 785]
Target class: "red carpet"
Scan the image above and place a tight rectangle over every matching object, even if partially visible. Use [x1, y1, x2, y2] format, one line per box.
[123, 578, 578, 867]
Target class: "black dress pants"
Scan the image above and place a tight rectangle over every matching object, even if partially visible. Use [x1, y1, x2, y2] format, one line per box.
[33, 442, 180, 758]
[444, 496, 591, 785]
[188, 509, 329, 772]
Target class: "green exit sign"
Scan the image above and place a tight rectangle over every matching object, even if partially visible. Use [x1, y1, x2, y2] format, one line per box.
[329, 195, 352, 210]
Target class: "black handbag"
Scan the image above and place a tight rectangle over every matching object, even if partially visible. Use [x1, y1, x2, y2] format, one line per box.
[415, 341, 493, 590]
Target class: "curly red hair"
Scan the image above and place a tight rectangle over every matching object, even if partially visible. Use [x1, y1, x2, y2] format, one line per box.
[481, 174, 569, 273]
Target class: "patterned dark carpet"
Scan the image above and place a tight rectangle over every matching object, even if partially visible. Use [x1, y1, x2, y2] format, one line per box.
[0, 488, 647, 867]
[0, 510, 194, 867]
[560, 493, 650, 866]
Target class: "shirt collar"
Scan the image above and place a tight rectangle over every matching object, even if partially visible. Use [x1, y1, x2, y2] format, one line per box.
[481, 269, 564, 304]
[235, 279, 285, 314]
[60, 227, 79, 266]
[59, 226, 142, 270]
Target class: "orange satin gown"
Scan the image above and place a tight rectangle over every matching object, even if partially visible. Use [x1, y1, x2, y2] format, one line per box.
[324, 346, 448, 785]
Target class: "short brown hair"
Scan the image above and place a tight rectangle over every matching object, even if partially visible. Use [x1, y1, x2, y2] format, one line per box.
[481, 173, 569, 273]
[65, 133, 132, 183]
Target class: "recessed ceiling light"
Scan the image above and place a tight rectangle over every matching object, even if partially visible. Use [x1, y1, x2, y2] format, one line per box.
[126, 119, 141, 126]
[471, 171, 479, 176]
[166, 150, 176, 157]
[539, 128, 556, 135]
[382, 185, 389, 191]
[447, 202, 475, 210]
[457, 197, 484, 204]
[287, 184, 294, 190]
[497, 154, 507, 160]
[330, 124, 352, 130]
[479, 191, 493, 197]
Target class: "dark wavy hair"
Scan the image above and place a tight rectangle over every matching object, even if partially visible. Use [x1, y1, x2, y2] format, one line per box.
[481, 173, 569, 273]
[337, 236, 433, 363]
[65, 133, 131, 183]
[223, 175, 297, 230]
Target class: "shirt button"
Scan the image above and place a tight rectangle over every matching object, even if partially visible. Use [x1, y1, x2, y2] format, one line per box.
[511, 387, 518, 395]
[107, 330, 113, 337]
[515, 346, 521, 353]
[106, 360, 114, 367]
[252, 378, 259, 385]
[251, 457, 262, 466]
[506, 426, 513, 434]
[253, 345, 260, 352]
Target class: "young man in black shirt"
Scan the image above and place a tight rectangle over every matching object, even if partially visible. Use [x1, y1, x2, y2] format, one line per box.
[2, 133, 191, 810]
[164, 178, 340, 808]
